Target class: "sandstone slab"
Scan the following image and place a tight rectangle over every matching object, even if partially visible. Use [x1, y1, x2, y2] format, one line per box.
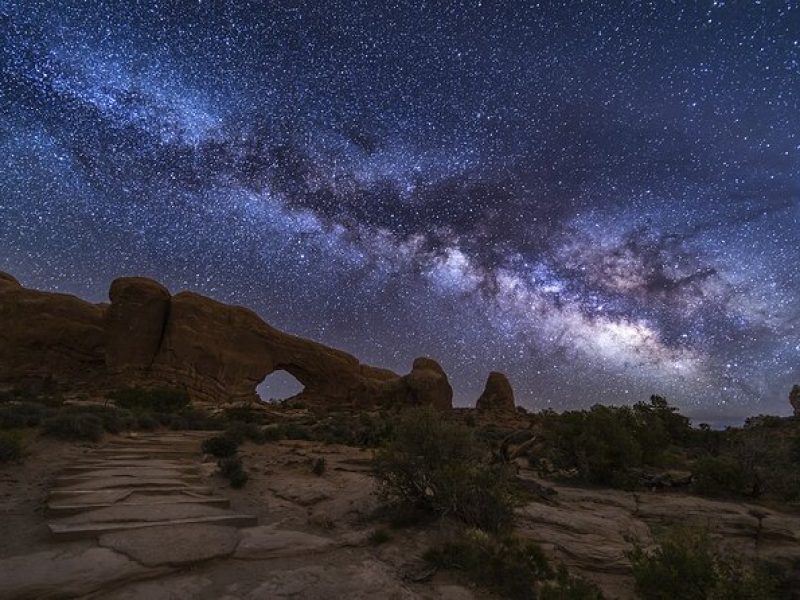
[0, 547, 168, 599]
[99, 523, 240, 566]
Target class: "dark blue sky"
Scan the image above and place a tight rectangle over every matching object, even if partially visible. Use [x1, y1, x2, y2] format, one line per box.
[2, 1, 798, 422]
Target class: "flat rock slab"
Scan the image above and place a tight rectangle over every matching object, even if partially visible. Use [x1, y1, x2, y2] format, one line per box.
[57, 467, 198, 481]
[50, 514, 258, 540]
[99, 523, 241, 566]
[49, 485, 213, 499]
[52, 502, 239, 525]
[234, 524, 335, 559]
[49, 495, 230, 516]
[53, 477, 202, 491]
[0, 547, 168, 599]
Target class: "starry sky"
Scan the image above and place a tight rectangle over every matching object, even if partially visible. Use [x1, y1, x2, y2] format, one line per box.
[1, 1, 798, 423]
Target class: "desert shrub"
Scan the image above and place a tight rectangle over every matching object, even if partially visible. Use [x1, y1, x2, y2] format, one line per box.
[539, 565, 604, 599]
[135, 413, 160, 431]
[108, 387, 190, 414]
[0, 430, 23, 462]
[223, 405, 268, 424]
[630, 528, 781, 600]
[311, 456, 326, 476]
[261, 424, 284, 441]
[312, 412, 395, 447]
[374, 406, 515, 533]
[424, 530, 552, 600]
[226, 422, 267, 444]
[202, 435, 239, 457]
[0, 402, 55, 429]
[219, 456, 248, 488]
[42, 412, 104, 441]
[692, 455, 750, 497]
[58, 405, 136, 434]
[282, 422, 312, 440]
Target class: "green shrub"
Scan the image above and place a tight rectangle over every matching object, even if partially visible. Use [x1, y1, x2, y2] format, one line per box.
[374, 406, 515, 533]
[226, 422, 266, 444]
[630, 528, 781, 600]
[691, 455, 750, 497]
[0, 430, 23, 462]
[282, 422, 312, 440]
[108, 387, 190, 414]
[223, 405, 268, 424]
[202, 435, 239, 458]
[43, 412, 104, 441]
[540, 565, 604, 599]
[311, 456, 326, 476]
[424, 530, 551, 600]
[219, 456, 248, 488]
[261, 424, 285, 441]
[0, 402, 55, 429]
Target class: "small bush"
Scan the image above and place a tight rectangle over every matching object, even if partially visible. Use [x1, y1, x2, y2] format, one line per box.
[630, 527, 781, 600]
[424, 530, 551, 600]
[223, 405, 268, 424]
[261, 424, 284, 441]
[108, 387, 190, 414]
[540, 565, 604, 600]
[0, 430, 23, 462]
[0, 402, 55, 429]
[374, 406, 515, 533]
[219, 456, 248, 488]
[311, 456, 326, 476]
[691, 456, 750, 497]
[42, 412, 104, 441]
[282, 423, 312, 440]
[202, 435, 239, 458]
[226, 422, 267, 444]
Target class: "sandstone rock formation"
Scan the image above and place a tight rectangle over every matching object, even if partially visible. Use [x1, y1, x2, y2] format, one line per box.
[475, 371, 515, 412]
[791, 384, 800, 417]
[397, 357, 453, 411]
[0, 272, 452, 409]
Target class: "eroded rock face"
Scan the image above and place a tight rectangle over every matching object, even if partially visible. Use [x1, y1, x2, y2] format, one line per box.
[0, 272, 453, 409]
[475, 371, 515, 412]
[0, 272, 106, 388]
[790, 385, 800, 417]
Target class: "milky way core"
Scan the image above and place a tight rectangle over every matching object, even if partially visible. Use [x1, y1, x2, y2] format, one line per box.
[2, 2, 798, 422]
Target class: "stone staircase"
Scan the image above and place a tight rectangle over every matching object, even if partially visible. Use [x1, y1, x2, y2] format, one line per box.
[46, 432, 256, 540]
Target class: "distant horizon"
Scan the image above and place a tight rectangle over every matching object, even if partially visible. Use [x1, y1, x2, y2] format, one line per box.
[3, 2, 797, 420]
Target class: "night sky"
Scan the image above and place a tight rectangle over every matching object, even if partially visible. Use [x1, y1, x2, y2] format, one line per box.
[2, 1, 798, 423]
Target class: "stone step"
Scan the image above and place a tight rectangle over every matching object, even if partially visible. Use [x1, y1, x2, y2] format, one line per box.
[53, 477, 204, 491]
[62, 463, 197, 474]
[55, 469, 201, 483]
[48, 496, 231, 516]
[49, 485, 213, 500]
[49, 514, 258, 540]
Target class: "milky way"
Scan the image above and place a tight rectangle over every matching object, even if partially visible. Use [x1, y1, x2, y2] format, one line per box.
[2, 1, 798, 422]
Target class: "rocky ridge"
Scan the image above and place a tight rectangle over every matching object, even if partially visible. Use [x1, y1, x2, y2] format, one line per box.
[0, 273, 454, 410]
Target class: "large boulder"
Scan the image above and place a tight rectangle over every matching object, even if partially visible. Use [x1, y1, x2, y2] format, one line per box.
[475, 371, 515, 412]
[400, 357, 453, 410]
[791, 385, 800, 417]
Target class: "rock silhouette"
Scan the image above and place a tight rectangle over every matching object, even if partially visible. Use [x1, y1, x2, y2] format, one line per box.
[475, 371, 516, 412]
[791, 385, 800, 417]
[0, 273, 452, 409]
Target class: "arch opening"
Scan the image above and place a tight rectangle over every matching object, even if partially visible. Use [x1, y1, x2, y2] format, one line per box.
[257, 369, 305, 404]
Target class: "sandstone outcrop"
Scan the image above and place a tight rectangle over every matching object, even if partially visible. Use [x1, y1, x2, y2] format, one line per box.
[790, 384, 800, 417]
[0, 272, 453, 409]
[475, 371, 515, 411]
